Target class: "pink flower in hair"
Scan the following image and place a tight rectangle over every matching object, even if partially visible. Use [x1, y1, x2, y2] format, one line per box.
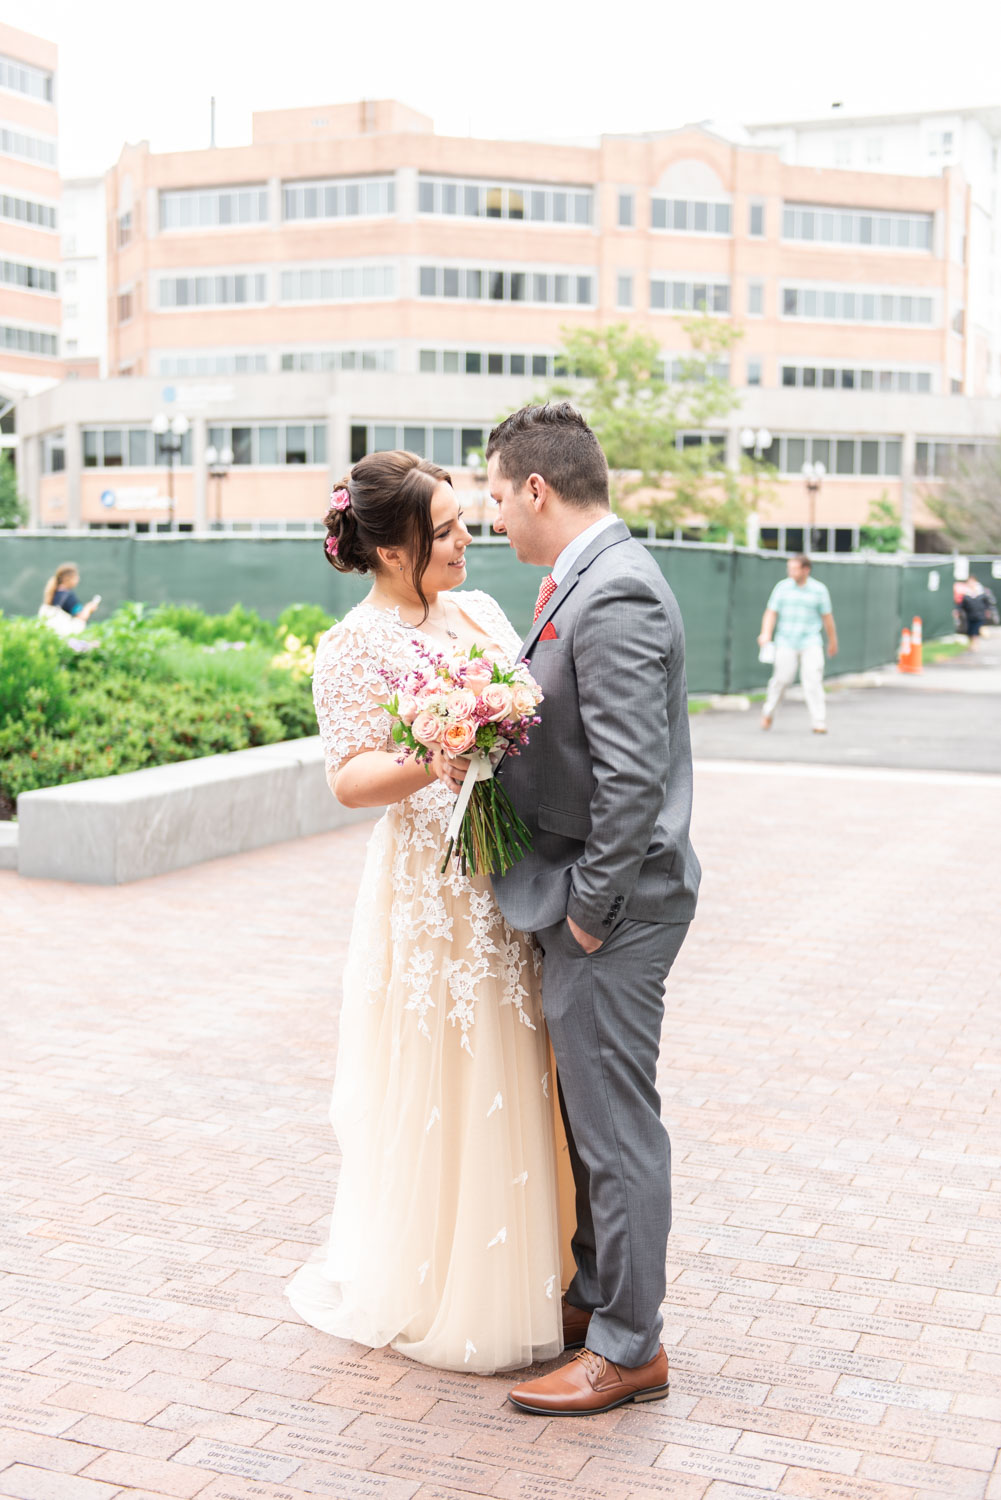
[325, 536, 339, 559]
[330, 486, 351, 511]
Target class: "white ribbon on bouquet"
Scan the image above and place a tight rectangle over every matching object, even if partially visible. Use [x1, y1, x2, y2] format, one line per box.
[445, 748, 495, 844]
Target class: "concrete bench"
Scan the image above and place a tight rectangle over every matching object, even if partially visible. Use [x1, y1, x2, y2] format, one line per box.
[15, 736, 375, 884]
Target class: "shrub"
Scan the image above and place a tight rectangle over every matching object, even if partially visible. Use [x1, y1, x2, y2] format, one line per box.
[276, 601, 336, 645]
[0, 600, 331, 814]
[148, 601, 271, 644]
[0, 615, 73, 729]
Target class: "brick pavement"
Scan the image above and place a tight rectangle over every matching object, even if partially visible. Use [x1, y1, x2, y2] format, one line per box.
[2, 759, 1000, 1500]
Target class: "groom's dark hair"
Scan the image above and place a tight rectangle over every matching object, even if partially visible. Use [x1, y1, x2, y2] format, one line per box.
[486, 402, 610, 508]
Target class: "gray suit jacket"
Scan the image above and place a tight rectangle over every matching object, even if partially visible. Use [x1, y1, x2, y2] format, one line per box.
[492, 519, 701, 936]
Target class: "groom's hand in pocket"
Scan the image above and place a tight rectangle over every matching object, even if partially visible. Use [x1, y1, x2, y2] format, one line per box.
[567, 915, 603, 953]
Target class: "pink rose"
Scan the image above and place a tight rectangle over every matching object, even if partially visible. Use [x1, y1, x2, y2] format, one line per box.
[446, 689, 477, 718]
[442, 719, 477, 755]
[510, 685, 539, 718]
[480, 683, 514, 722]
[464, 661, 494, 696]
[412, 710, 444, 746]
[397, 694, 419, 725]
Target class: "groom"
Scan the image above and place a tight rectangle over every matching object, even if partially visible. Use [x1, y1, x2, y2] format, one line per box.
[485, 403, 701, 1415]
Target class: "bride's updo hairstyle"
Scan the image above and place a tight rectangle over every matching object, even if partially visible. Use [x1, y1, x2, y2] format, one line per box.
[323, 450, 452, 620]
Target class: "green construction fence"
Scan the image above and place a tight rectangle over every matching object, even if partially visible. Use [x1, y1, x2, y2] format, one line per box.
[0, 532, 961, 696]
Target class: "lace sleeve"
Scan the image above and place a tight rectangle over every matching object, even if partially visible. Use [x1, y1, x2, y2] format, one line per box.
[459, 590, 523, 661]
[312, 621, 392, 789]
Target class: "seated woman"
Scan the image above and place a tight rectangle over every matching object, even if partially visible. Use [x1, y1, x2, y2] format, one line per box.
[38, 563, 100, 636]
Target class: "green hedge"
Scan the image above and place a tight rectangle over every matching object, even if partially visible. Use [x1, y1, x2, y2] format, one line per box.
[0, 602, 334, 817]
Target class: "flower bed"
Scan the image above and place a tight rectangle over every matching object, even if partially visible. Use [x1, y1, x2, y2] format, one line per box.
[0, 601, 335, 819]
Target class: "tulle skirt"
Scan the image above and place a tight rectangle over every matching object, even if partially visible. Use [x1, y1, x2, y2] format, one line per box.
[287, 795, 572, 1374]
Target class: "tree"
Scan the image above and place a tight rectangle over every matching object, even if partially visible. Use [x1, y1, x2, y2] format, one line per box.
[858, 494, 904, 553]
[0, 451, 26, 529]
[924, 442, 1001, 552]
[540, 318, 773, 540]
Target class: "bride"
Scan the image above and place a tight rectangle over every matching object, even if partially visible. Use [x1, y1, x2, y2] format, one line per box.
[286, 449, 569, 1374]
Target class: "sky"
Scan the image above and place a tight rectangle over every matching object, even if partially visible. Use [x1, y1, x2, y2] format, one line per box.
[14, 0, 1001, 177]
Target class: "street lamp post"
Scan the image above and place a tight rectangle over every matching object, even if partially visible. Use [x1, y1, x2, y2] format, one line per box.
[740, 427, 772, 550]
[151, 412, 190, 531]
[205, 443, 234, 527]
[801, 461, 826, 551]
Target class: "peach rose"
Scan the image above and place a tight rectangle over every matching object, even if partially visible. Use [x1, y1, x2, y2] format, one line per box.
[442, 719, 477, 755]
[397, 694, 419, 725]
[480, 683, 514, 722]
[464, 661, 494, 696]
[411, 710, 444, 746]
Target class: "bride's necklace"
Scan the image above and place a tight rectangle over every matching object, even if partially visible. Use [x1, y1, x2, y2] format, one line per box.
[424, 598, 458, 639]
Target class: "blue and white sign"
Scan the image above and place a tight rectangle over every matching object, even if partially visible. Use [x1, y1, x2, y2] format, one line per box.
[100, 488, 116, 508]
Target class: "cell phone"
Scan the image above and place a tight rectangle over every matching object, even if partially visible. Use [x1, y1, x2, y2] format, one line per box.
[91, 594, 101, 606]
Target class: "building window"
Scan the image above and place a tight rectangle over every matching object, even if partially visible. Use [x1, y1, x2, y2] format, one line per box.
[42, 431, 65, 472]
[780, 362, 933, 393]
[83, 426, 192, 468]
[781, 284, 934, 324]
[160, 185, 270, 230]
[0, 191, 56, 230]
[916, 438, 987, 476]
[418, 176, 592, 226]
[158, 272, 269, 307]
[0, 52, 54, 102]
[747, 281, 764, 316]
[618, 192, 634, 228]
[651, 198, 731, 235]
[649, 277, 730, 313]
[746, 358, 762, 387]
[662, 357, 729, 383]
[764, 434, 903, 477]
[351, 422, 489, 466]
[749, 202, 765, 237]
[417, 348, 559, 377]
[418, 265, 594, 305]
[117, 291, 133, 323]
[0, 258, 57, 293]
[279, 264, 395, 302]
[117, 210, 132, 247]
[0, 121, 57, 165]
[617, 273, 633, 308]
[0, 322, 58, 356]
[203, 422, 328, 466]
[283, 176, 395, 221]
[155, 351, 272, 376]
[279, 348, 395, 373]
[782, 203, 933, 251]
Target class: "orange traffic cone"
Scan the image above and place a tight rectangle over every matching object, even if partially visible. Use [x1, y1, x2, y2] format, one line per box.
[898, 626, 915, 672]
[909, 615, 923, 673]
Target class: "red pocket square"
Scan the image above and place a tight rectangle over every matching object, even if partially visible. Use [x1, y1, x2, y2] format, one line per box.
[539, 621, 558, 640]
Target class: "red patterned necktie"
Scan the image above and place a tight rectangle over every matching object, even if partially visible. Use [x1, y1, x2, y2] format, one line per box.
[533, 573, 557, 622]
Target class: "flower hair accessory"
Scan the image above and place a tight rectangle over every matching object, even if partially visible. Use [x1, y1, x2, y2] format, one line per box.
[325, 536, 339, 558]
[329, 486, 351, 511]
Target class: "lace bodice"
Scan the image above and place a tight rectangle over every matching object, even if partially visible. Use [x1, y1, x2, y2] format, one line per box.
[312, 589, 522, 790]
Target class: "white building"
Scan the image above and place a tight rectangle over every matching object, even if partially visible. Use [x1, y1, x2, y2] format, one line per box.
[59, 176, 107, 377]
[747, 105, 1001, 397]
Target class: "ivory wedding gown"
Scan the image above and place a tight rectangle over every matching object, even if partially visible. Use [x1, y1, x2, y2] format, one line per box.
[286, 589, 569, 1373]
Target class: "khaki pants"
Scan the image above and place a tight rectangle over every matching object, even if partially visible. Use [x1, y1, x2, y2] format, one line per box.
[763, 639, 826, 727]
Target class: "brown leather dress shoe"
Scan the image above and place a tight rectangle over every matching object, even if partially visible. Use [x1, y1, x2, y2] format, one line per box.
[561, 1299, 592, 1351]
[509, 1345, 669, 1415]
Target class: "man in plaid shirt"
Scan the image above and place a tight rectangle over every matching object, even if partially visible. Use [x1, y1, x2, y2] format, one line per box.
[757, 555, 839, 734]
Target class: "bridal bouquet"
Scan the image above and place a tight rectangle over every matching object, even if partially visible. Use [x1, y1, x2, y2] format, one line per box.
[380, 643, 543, 876]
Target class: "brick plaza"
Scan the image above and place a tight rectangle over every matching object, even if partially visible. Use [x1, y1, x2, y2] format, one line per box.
[2, 758, 1000, 1500]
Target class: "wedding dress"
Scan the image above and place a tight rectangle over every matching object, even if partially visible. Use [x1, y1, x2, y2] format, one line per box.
[286, 590, 569, 1373]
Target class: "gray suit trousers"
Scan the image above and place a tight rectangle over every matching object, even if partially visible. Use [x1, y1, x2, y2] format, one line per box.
[536, 915, 689, 1368]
